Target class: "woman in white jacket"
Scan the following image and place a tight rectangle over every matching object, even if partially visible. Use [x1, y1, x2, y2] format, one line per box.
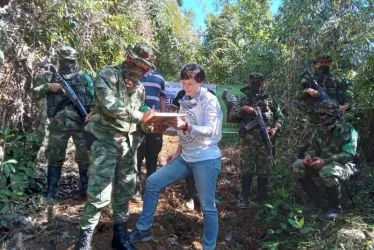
[129, 64, 223, 250]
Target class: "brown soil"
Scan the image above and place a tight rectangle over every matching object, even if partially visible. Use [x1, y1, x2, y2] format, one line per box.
[7, 134, 264, 250]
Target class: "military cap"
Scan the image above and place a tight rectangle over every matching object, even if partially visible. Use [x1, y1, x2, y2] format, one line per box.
[126, 43, 155, 70]
[249, 72, 264, 81]
[314, 53, 332, 64]
[57, 46, 79, 60]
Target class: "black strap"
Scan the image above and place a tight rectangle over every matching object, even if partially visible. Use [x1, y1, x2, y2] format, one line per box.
[55, 96, 72, 114]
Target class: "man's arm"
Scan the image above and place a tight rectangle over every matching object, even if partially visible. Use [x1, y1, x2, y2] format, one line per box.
[339, 89, 352, 111]
[296, 75, 317, 100]
[30, 74, 52, 101]
[324, 126, 358, 165]
[271, 96, 284, 131]
[160, 96, 167, 112]
[160, 77, 167, 112]
[95, 67, 144, 123]
[228, 98, 246, 122]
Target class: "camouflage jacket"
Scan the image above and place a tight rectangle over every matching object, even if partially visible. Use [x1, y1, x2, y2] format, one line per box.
[296, 72, 352, 122]
[85, 63, 146, 146]
[31, 71, 92, 130]
[229, 91, 284, 137]
[306, 121, 358, 165]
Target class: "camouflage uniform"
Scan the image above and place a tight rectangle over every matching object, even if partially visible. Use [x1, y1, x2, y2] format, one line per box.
[31, 46, 93, 200]
[296, 53, 352, 158]
[230, 75, 284, 176]
[229, 73, 284, 206]
[292, 101, 358, 222]
[75, 44, 154, 250]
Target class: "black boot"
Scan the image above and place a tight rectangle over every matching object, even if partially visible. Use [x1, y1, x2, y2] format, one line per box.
[256, 176, 269, 203]
[74, 163, 89, 199]
[112, 223, 138, 250]
[320, 184, 342, 222]
[44, 165, 62, 201]
[74, 228, 94, 250]
[298, 176, 321, 215]
[238, 174, 252, 208]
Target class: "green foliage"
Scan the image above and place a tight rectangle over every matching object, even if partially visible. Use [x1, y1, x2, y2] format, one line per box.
[151, 0, 201, 80]
[0, 129, 42, 228]
[256, 187, 316, 249]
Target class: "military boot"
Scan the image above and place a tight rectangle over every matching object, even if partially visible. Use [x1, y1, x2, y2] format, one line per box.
[237, 174, 252, 208]
[320, 184, 342, 222]
[44, 165, 62, 201]
[74, 228, 94, 250]
[112, 223, 138, 250]
[74, 163, 89, 199]
[256, 176, 268, 203]
[298, 176, 321, 215]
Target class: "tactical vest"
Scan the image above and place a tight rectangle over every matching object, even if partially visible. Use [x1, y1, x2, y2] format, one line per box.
[239, 93, 274, 136]
[47, 72, 93, 118]
[304, 73, 346, 115]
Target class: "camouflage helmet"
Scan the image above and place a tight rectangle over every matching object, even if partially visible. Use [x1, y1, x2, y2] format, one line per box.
[56, 46, 79, 61]
[314, 53, 332, 64]
[126, 43, 155, 70]
[315, 100, 340, 116]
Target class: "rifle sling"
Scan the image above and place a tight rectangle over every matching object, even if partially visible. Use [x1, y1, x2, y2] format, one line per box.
[55, 97, 72, 114]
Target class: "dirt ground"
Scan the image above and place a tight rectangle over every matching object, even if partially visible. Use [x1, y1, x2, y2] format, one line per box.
[7, 134, 265, 250]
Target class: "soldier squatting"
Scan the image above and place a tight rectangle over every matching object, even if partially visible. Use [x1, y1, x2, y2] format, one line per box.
[30, 43, 359, 250]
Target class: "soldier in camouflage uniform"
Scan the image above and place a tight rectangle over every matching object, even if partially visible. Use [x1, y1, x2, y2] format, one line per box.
[74, 44, 156, 250]
[31, 46, 93, 200]
[229, 73, 284, 207]
[296, 53, 352, 158]
[292, 101, 358, 222]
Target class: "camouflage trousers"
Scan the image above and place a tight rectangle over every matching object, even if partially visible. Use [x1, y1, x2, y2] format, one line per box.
[80, 135, 137, 230]
[47, 124, 89, 166]
[292, 159, 356, 187]
[240, 136, 273, 177]
[297, 120, 320, 159]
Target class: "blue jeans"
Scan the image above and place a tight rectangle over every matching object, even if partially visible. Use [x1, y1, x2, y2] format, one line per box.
[136, 156, 221, 250]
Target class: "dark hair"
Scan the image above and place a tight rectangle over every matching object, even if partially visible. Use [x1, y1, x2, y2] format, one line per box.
[180, 64, 205, 83]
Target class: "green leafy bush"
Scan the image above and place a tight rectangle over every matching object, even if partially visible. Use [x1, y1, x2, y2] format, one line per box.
[0, 129, 42, 228]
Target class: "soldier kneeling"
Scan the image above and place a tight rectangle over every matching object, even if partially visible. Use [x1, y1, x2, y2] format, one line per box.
[292, 101, 359, 222]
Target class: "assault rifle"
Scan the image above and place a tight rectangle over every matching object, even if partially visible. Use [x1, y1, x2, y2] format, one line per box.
[303, 71, 330, 101]
[249, 106, 275, 166]
[38, 59, 88, 117]
[241, 91, 276, 166]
